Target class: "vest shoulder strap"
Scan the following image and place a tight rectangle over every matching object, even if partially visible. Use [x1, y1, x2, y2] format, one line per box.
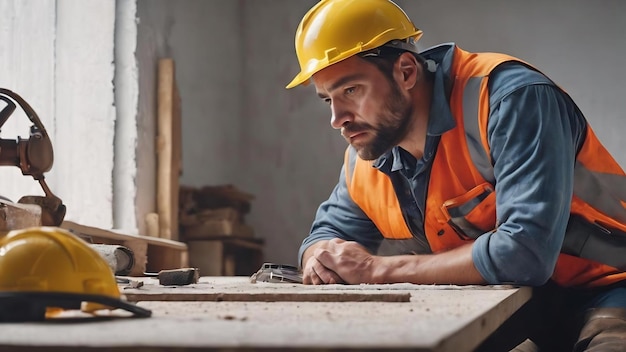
[462, 60, 554, 185]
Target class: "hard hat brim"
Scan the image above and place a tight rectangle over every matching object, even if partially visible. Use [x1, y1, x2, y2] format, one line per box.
[0, 291, 152, 322]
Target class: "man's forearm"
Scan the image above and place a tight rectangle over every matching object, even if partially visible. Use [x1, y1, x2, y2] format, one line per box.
[372, 243, 486, 285]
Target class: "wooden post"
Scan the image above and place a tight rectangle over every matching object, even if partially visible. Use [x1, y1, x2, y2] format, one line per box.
[145, 212, 160, 237]
[157, 58, 182, 241]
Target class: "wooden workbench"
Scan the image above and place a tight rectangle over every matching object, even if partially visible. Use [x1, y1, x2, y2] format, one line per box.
[0, 277, 532, 352]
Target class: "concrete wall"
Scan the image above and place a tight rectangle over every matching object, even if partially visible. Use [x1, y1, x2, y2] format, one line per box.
[239, 1, 345, 265]
[396, 0, 626, 166]
[134, 0, 242, 235]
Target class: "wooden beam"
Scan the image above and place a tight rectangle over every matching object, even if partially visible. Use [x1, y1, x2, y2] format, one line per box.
[124, 291, 411, 303]
[156, 58, 182, 241]
[0, 201, 42, 231]
[122, 279, 411, 303]
[61, 220, 188, 275]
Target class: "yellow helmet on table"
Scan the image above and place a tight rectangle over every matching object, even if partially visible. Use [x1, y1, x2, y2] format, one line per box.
[0, 226, 151, 321]
[286, 0, 423, 89]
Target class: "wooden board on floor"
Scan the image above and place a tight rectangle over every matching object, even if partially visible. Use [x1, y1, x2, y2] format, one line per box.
[122, 276, 411, 303]
[120, 276, 522, 304]
[156, 58, 182, 241]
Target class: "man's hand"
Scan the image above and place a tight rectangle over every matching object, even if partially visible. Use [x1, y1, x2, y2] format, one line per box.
[302, 256, 345, 285]
[302, 238, 379, 284]
[313, 238, 379, 284]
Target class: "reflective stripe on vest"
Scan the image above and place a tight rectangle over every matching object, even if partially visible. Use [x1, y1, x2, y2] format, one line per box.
[463, 77, 495, 184]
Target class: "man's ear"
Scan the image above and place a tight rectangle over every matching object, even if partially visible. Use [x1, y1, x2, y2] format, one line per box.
[396, 52, 419, 90]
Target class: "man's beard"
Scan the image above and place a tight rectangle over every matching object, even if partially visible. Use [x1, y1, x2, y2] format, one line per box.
[343, 82, 413, 160]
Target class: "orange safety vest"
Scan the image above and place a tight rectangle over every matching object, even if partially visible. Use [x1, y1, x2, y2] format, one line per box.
[345, 45, 626, 288]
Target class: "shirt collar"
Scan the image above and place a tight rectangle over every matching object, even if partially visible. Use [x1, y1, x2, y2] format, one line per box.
[372, 56, 456, 172]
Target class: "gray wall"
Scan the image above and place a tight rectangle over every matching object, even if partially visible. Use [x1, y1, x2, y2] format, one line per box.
[139, 0, 626, 266]
[135, 0, 243, 235]
[239, 1, 345, 266]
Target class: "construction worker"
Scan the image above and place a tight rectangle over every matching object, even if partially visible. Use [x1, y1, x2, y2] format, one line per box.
[286, 0, 626, 350]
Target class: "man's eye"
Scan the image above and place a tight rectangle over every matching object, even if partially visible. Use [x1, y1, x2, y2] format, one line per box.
[324, 98, 331, 105]
[345, 87, 356, 95]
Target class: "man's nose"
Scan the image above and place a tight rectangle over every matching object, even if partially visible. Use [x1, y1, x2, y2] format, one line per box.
[330, 103, 353, 130]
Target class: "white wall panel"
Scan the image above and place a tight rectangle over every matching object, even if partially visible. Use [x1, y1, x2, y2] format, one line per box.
[0, 0, 56, 203]
[53, 0, 116, 227]
[113, 0, 140, 233]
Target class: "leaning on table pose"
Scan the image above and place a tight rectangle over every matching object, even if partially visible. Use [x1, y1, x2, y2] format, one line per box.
[286, 0, 626, 350]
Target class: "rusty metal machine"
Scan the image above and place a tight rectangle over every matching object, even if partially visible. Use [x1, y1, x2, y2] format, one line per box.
[0, 88, 66, 227]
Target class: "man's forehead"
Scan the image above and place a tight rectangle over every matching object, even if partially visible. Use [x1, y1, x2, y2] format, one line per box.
[312, 56, 374, 91]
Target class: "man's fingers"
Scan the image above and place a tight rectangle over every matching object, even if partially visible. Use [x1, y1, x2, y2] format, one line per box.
[303, 258, 344, 285]
[313, 240, 375, 284]
[314, 246, 337, 270]
[313, 262, 344, 284]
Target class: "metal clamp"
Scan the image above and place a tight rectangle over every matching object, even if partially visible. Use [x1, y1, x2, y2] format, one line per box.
[250, 263, 302, 284]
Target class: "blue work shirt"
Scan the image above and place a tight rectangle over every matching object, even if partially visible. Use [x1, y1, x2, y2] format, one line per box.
[299, 43, 587, 286]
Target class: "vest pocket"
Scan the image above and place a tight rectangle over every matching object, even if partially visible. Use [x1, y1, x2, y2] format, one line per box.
[563, 214, 626, 270]
[441, 183, 497, 240]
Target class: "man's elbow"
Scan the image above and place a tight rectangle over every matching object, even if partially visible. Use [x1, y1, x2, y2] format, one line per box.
[506, 257, 556, 286]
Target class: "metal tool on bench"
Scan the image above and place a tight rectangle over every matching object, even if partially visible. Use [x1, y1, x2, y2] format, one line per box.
[250, 263, 303, 284]
[0, 88, 66, 227]
[143, 268, 201, 286]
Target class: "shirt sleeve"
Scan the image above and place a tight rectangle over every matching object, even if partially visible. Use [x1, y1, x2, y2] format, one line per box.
[298, 164, 384, 266]
[472, 67, 587, 285]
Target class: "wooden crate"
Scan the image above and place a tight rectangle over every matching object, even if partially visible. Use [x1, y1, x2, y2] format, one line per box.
[182, 219, 254, 240]
[187, 237, 263, 277]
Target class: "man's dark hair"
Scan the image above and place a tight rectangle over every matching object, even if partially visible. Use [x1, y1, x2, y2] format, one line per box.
[359, 47, 428, 83]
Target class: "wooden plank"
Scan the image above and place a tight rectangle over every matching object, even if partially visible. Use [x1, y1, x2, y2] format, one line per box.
[123, 291, 411, 303]
[156, 58, 181, 241]
[61, 220, 188, 275]
[121, 276, 411, 302]
[62, 220, 187, 250]
[0, 201, 42, 231]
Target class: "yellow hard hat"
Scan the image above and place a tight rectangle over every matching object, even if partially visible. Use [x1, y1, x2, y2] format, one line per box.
[286, 0, 423, 89]
[0, 227, 151, 321]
